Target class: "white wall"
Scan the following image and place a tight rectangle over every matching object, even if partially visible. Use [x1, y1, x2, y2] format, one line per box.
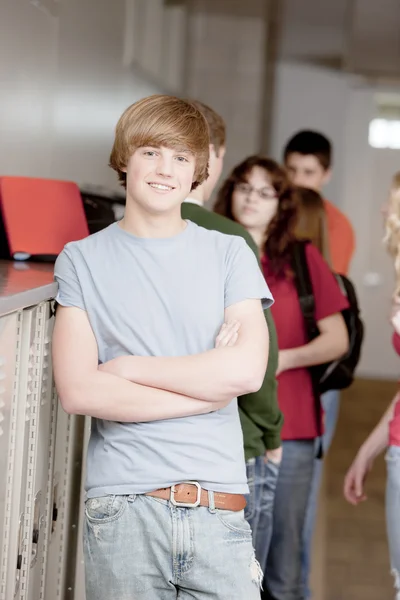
[0, 0, 163, 190]
[185, 0, 269, 189]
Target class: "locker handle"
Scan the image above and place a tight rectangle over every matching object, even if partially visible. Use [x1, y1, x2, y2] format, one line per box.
[51, 481, 59, 535]
[31, 492, 43, 567]
[15, 515, 24, 597]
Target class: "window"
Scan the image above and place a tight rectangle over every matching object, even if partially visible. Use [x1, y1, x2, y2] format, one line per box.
[369, 93, 400, 149]
[369, 119, 400, 149]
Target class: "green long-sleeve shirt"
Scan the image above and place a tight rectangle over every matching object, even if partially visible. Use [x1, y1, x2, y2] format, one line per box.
[181, 202, 283, 458]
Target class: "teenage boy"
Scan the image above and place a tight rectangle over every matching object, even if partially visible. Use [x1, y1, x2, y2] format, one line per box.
[284, 129, 355, 599]
[283, 130, 355, 275]
[181, 100, 283, 574]
[52, 95, 272, 600]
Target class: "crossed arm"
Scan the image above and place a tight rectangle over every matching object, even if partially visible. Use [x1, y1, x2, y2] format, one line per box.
[52, 299, 268, 422]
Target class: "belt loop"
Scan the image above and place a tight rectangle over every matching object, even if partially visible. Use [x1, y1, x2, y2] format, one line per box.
[208, 490, 216, 513]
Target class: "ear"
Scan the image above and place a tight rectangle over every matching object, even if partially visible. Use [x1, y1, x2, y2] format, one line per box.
[209, 144, 217, 160]
[322, 167, 332, 186]
[209, 144, 226, 160]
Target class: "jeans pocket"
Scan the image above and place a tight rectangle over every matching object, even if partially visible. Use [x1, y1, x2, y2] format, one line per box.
[216, 509, 253, 537]
[85, 495, 129, 524]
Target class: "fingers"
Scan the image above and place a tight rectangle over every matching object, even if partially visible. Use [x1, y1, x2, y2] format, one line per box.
[343, 467, 367, 505]
[265, 446, 283, 465]
[215, 320, 241, 348]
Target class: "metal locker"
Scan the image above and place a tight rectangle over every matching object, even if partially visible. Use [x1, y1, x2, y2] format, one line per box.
[33, 304, 57, 600]
[19, 303, 55, 600]
[0, 311, 23, 600]
[14, 306, 43, 600]
[45, 409, 86, 600]
[73, 417, 91, 600]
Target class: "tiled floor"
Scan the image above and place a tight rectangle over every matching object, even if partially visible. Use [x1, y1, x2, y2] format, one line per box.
[322, 378, 398, 600]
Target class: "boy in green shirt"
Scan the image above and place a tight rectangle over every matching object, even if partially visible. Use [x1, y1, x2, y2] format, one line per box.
[181, 100, 283, 576]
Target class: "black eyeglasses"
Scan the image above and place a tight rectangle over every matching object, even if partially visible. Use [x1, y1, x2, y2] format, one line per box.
[235, 182, 277, 200]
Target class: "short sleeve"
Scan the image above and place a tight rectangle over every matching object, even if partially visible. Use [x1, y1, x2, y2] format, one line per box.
[54, 247, 86, 311]
[306, 244, 349, 321]
[224, 237, 273, 309]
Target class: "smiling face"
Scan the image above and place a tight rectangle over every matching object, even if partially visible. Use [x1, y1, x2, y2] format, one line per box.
[125, 145, 196, 216]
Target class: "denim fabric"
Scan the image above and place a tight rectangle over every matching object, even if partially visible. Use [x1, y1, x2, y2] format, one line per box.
[301, 389, 340, 599]
[265, 440, 315, 600]
[386, 446, 400, 600]
[83, 492, 262, 600]
[245, 455, 280, 571]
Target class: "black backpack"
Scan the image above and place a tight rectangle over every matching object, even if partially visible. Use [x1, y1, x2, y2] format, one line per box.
[292, 241, 364, 394]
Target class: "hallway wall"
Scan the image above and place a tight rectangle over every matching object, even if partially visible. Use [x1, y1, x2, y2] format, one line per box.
[0, 0, 162, 189]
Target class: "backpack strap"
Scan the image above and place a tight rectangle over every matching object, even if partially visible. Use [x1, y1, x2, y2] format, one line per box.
[291, 241, 323, 455]
[291, 241, 319, 340]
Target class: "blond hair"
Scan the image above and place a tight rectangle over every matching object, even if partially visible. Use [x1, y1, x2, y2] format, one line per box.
[294, 187, 331, 266]
[109, 95, 209, 189]
[384, 172, 400, 299]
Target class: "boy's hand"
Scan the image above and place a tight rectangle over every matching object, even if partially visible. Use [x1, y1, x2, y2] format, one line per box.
[215, 320, 241, 348]
[265, 446, 282, 465]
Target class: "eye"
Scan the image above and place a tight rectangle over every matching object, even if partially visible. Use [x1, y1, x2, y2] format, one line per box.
[143, 149, 157, 157]
[236, 183, 251, 194]
[259, 189, 276, 200]
[176, 155, 189, 163]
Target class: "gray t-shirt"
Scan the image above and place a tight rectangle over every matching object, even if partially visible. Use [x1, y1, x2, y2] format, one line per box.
[54, 220, 273, 497]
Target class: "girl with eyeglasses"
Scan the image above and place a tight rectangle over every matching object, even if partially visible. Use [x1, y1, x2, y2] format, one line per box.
[215, 155, 349, 600]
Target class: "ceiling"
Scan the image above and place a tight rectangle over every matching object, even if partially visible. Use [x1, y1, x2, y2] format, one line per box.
[278, 0, 400, 79]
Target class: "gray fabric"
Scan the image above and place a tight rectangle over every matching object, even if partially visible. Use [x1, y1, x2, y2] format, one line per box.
[54, 220, 273, 497]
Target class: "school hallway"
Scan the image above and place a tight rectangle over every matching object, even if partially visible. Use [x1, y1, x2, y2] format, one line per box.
[311, 378, 398, 600]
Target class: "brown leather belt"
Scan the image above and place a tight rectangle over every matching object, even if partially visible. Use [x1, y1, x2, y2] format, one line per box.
[145, 482, 246, 512]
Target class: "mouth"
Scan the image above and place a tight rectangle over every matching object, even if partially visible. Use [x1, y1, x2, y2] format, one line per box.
[147, 182, 175, 192]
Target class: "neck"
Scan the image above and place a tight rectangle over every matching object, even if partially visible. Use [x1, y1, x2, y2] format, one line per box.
[187, 182, 206, 206]
[121, 202, 186, 238]
[247, 227, 266, 253]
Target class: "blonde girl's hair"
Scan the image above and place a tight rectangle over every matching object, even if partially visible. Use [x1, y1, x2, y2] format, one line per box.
[384, 172, 400, 299]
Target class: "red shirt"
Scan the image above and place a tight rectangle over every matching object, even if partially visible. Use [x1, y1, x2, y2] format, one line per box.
[262, 244, 349, 440]
[324, 200, 355, 276]
[389, 332, 400, 446]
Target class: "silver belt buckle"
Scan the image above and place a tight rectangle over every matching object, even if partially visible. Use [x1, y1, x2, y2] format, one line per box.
[170, 481, 201, 508]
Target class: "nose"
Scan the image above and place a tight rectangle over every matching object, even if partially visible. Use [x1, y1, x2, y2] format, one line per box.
[156, 155, 174, 178]
[245, 189, 259, 203]
[291, 173, 304, 186]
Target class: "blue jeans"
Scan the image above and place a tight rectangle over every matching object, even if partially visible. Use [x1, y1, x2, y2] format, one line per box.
[83, 492, 262, 599]
[245, 455, 280, 571]
[301, 389, 340, 599]
[265, 440, 315, 600]
[386, 446, 400, 599]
